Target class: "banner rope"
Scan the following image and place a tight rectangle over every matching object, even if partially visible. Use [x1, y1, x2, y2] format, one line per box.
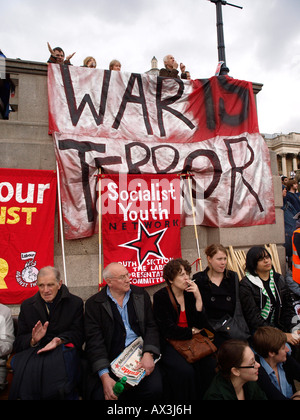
[187, 172, 202, 271]
[56, 162, 68, 286]
[98, 167, 103, 290]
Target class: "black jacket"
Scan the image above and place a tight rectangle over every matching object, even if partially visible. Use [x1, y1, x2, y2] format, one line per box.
[153, 286, 207, 341]
[193, 268, 237, 320]
[193, 269, 250, 344]
[84, 285, 160, 374]
[256, 354, 300, 400]
[14, 284, 84, 352]
[239, 271, 296, 334]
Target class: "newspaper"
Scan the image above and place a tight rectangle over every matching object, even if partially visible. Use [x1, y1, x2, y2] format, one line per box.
[110, 337, 146, 387]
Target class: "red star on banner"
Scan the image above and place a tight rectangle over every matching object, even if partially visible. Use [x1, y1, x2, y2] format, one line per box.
[119, 221, 167, 267]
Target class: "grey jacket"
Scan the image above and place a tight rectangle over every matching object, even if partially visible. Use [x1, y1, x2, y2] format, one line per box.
[85, 285, 160, 373]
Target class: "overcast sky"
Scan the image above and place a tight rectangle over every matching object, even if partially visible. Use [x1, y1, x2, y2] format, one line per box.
[1, 0, 300, 134]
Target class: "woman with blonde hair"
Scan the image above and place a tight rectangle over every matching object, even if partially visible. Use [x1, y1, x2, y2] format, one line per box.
[83, 56, 97, 68]
[109, 59, 121, 71]
[193, 244, 250, 345]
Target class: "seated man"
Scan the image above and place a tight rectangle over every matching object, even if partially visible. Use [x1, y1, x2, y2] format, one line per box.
[0, 304, 14, 392]
[9, 266, 84, 400]
[253, 326, 300, 400]
[85, 262, 162, 400]
[159, 54, 187, 79]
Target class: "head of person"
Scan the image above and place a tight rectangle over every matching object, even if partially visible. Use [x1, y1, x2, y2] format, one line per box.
[163, 54, 175, 70]
[286, 178, 298, 192]
[281, 176, 288, 186]
[252, 326, 289, 363]
[109, 59, 121, 71]
[163, 258, 191, 291]
[37, 266, 62, 303]
[245, 246, 272, 276]
[217, 339, 260, 383]
[103, 262, 130, 295]
[83, 56, 97, 68]
[186, 71, 191, 80]
[53, 47, 65, 64]
[205, 244, 228, 274]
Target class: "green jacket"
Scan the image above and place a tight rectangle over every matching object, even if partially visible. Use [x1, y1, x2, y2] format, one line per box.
[204, 372, 267, 400]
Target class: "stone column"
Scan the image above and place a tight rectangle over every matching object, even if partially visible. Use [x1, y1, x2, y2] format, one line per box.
[281, 154, 287, 176]
[293, 154, 298, 172]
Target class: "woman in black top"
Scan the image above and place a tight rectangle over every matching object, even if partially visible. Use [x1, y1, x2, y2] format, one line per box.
[240, 246, 298, 345]
[153, 258, 215, 400]
[193, 244, 250, 346]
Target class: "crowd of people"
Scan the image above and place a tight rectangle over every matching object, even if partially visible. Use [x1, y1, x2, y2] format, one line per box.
[47, 43, 123, 73]
[282, 175, 300, 270]
[46, 43, 191, 79]
[1, 43, 300, 400]
[1, 243, 300, 401]
[1, 45, 191, 120]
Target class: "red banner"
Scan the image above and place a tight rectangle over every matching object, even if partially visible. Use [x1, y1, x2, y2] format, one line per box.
[0, 169, 57, 304]
[101, 174, 182, 286]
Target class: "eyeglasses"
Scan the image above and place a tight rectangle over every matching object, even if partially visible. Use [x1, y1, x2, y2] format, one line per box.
[258, 255, 271, 262]
[111, 272, 130, 281]
[238, 364, 257, 369]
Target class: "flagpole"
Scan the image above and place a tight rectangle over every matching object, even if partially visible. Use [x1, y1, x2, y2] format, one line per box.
[98, 168, 102, 289]
[56, 162, 68, 286]
[187, 173, 202, 271]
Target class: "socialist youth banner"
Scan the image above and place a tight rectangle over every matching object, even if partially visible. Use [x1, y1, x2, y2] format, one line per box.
[48, 64, 275, 239]
[0, 169, 57, 304]
[101, 174, 182, 286]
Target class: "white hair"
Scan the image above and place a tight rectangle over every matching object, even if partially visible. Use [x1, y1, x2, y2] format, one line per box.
[103, 262, 122, 280]
[38, 266, 61, 283]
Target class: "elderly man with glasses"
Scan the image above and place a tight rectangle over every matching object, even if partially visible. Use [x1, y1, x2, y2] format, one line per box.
[84, 262, 162, 400]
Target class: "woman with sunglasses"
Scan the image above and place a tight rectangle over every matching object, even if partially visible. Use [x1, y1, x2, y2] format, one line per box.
[204, 340, 267, 400]
[240, 246, 299, 346]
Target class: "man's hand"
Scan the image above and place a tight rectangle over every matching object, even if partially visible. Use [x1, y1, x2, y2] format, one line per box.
[66, 52, 76, 62]
[37, 337, 63, 354]
[47, 42, 54, 55]
[136, 352, 155, 376]
[101, 373, 118, 400]
[31, 320, 49, 347]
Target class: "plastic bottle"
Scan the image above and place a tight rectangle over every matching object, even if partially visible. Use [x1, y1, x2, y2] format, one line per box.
[113, 376, 127, 397]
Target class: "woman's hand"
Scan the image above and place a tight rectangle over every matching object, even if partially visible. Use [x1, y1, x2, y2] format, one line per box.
[186, 280, 203, 311]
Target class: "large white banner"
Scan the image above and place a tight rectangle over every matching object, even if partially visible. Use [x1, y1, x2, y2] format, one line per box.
[48, 64, 275, 239]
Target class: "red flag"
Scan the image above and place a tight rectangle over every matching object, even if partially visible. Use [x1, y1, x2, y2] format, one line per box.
[0, 169, 57, 304]
[101, 174, 182, 287]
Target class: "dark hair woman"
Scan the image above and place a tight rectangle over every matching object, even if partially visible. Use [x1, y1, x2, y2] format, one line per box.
[240, 246, 298, 346]
[204, 340, 266, 400]
[153, 258, 216, 400]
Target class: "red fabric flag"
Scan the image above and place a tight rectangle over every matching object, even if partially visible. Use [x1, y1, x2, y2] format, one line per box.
[0, 169, 57, 304]
[101, 174, 182, 287]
